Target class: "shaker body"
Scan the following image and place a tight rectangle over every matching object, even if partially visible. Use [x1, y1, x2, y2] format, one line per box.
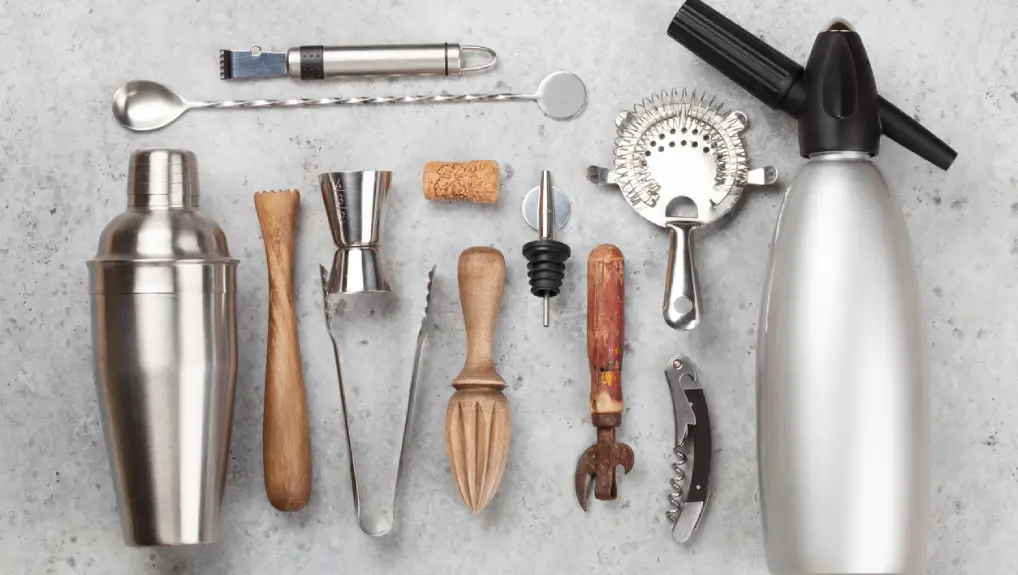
[90, 278, 237, 545]
[757, 153, 927, 574]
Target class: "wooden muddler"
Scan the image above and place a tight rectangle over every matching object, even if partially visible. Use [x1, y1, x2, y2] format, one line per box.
[445, 246, 511, 513]
[423, 160, 500, 203]
[254, 190, 312, 512]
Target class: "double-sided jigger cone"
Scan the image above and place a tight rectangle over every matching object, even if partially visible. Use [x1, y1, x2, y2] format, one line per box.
[320, 171, 392, 295]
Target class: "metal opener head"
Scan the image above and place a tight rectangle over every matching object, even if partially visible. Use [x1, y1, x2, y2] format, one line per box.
[666, 355, 698, 444]
[574, 428, 635, 512]
[588, 90, 776, 330]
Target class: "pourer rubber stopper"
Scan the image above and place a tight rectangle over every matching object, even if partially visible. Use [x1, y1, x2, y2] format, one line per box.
[522, 171, 571, 327]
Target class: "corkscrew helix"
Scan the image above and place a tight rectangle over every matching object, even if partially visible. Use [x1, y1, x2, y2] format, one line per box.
[664, 355, 712, 543]
[667, 439, 690, 521]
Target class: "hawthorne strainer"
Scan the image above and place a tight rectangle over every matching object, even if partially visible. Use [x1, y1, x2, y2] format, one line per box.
[588, 90, 776, 330]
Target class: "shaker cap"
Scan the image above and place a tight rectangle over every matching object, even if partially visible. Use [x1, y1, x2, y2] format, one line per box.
[129, 148, 200, 205]
[90, 148, 235, 272]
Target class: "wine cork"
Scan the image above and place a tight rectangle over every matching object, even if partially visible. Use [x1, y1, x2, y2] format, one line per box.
[423, 160, 500, 203]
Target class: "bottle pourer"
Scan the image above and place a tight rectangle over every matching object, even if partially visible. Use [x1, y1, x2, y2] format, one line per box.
[523, 171, 572, 327]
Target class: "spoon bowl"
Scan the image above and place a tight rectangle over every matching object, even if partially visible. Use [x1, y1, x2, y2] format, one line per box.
[112, 81, 188, 132]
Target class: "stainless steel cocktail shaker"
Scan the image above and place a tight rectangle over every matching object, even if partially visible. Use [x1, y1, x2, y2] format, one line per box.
[88, 148, 239, 546]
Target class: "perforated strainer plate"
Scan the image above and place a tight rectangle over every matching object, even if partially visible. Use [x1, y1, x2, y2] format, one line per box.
[613, 90, 749, 227]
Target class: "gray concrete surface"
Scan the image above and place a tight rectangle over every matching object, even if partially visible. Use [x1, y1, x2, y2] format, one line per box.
[0, 0, 1014, 573]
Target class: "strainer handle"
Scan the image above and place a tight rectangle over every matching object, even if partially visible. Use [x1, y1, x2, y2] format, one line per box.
[663, 221, 701, 331]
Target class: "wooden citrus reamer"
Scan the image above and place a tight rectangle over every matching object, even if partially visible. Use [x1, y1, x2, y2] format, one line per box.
[445, 246, 511, 513]
[254, 190, 312, 512]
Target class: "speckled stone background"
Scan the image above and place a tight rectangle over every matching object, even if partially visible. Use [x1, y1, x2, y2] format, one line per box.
[0, 0, 1014, 573]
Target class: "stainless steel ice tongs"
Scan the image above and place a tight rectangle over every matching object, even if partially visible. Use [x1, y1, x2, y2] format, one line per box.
[319, 265, 435, 536]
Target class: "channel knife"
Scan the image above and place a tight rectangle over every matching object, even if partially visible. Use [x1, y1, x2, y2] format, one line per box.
[220, 43, 497, 80]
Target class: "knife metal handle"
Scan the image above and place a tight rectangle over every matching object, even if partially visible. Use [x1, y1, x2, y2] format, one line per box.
[287, 44, 497, 79]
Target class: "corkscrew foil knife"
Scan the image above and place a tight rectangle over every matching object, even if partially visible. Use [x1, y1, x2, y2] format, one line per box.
[221, 43, 497, 80]
[665, 355, 711, 543]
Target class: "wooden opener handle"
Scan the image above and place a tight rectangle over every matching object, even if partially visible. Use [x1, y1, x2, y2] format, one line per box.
[587, 244, 625, 427]
[255, 190, 312, 512]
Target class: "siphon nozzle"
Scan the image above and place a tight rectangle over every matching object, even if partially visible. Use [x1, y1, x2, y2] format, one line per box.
[667, 0, 957, 170]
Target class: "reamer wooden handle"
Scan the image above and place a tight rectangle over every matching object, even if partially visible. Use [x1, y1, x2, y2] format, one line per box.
[452, 246, 507, 389]
[255, 190, 312, 512]
[587, 244, 625, 428]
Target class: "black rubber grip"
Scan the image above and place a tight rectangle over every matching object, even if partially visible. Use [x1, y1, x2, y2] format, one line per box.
[522, 239, 571, 297]
[669, 0, 805, 115]
[299, 45, 325, 80]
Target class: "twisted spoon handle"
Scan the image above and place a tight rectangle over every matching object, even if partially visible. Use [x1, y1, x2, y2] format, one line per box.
[191, 93, 536, 109]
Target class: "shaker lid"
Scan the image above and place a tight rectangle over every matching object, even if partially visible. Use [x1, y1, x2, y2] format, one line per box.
[90, 148, 235, 266]
[129, 148, 200, 202]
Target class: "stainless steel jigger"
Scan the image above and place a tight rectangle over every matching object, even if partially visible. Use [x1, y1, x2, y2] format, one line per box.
[320, 171, 392, 294]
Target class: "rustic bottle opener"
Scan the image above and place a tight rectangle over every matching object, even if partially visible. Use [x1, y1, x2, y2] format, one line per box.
[575, 244, 634, 511]
[665, 355, 712, 542]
